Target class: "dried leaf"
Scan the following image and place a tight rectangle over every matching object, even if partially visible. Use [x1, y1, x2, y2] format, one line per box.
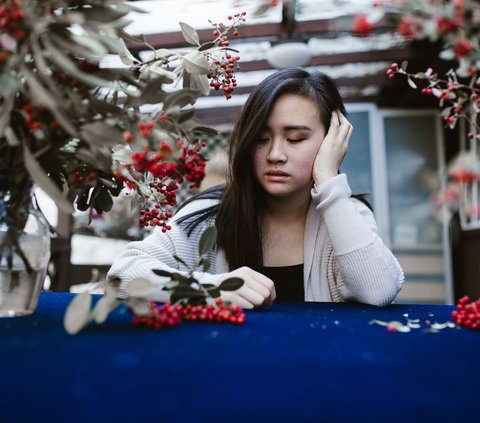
[23, 144, 74, 214]
[4, 126, 20, 147]
[92, 296, 119, 324]
[117, 38, 137, 65]
[188, 72, 210, 96]
[125, 277, 155, 297]
[369, 319, 388, 326]
[181, 51, 210, 75]
[407, 77, 417, 89]
[192, 126, 219, 137]
[126, 297, 152, 316]
[179, 22, 200, 46]
[64, 293, 92, 335]
[164, 89, 199, 111]
[80, 121, 123, 147]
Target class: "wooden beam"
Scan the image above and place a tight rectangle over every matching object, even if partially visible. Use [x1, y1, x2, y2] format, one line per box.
[126, 18, 398, 52]
[205, 73, 388, 98]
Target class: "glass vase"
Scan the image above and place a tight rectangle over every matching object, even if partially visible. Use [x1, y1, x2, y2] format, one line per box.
[0, 179, 51, 317]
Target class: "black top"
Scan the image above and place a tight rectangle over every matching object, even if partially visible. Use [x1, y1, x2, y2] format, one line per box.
[263, 264, 304, 302]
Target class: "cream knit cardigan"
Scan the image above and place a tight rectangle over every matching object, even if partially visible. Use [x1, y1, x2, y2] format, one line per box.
[108, 174, 404, 306]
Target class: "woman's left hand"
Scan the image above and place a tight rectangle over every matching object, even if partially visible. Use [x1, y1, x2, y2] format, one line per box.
[313, 111, 353, 186]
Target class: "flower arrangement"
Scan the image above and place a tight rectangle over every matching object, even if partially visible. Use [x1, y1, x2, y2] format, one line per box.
[0, 0, 245, 265]
[354, 0, 480, 227]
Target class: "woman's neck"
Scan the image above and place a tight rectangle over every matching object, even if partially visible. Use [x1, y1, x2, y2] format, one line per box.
[264, 190, 311, 222]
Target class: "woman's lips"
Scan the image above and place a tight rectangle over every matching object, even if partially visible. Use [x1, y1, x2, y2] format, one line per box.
[265, 170, 289, 180]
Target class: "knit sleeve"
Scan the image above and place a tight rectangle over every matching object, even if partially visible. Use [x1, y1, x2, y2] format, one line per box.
[311, 174, 404, 306]
[107, 199, 225, 302]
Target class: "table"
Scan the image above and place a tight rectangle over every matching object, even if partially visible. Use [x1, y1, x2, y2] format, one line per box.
[1, 292, 479, 422]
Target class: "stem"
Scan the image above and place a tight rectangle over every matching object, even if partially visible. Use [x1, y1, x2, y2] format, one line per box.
[5, 229, 33, 273]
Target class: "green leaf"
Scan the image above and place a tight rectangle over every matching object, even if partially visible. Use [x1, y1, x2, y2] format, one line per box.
[23, 144, 74, 214]
[179, 22, 200, 46]
[92, 186, 114, 213]
[170, 286, 205, 298]
[76, 189, 91, 211]
[170, 272, 194, 284]
[199, 226, 217, 256]
[198, 41, 215, 52]
[152, 269, 174, 278]
[173, 255, 189, 268]
[218, 277, 244, 291]
[401, 61, 408, 71]
[199, 258, 210, 272]
[207, 288, 221, 298]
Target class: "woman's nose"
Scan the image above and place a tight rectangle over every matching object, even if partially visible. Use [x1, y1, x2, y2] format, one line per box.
[266, 140, 286, 162]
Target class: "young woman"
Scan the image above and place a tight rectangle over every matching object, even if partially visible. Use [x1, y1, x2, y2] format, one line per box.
[108, 68, 404, 308]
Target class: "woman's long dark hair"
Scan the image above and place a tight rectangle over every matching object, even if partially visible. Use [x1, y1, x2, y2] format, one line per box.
[178, 68, 365, 271]
[215, 68, 347, 271]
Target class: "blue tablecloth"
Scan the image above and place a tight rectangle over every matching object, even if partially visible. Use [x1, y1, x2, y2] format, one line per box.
[1, 292, 479, 422]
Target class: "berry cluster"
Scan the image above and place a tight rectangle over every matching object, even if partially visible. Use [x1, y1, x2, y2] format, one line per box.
[0, 0, 24, 63]
[70, 167, 97, 185]
[387, 62, 480, 134]
[386, 62, 398, 79]
[132, 302, 183, 330]
[182, 300, 245, 324]
[19, 102, 59, 132]
[132, 299, 246, 330]
[451, 295, 480, 330]
[119, 135, 206, 230]
[207, 12, 246, 100]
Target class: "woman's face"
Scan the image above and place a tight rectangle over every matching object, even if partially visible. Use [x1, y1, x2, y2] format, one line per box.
[253, 94, 326, 202]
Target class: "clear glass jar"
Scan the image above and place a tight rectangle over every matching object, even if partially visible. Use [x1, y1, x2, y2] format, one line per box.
[0, 177, 51, 317]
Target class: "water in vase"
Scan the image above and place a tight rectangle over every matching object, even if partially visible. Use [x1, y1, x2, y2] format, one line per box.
[0, 268, 45, 317]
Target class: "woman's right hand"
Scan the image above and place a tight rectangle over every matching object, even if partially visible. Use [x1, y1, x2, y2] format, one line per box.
[219, 266, 276, 309]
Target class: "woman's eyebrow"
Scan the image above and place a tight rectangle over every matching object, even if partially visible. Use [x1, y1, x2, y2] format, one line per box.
[284, 125, 312, 131]
[262, 125, 312, 131]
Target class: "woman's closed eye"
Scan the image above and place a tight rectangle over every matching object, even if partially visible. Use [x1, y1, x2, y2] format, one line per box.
[287, 137, 306, 143]
[257, 135, 270, 144]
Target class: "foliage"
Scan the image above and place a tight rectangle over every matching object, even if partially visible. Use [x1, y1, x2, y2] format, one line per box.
[356, 0, 480, 224]
[0, 0, 245, 236]
[63, 225, 245, 334]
